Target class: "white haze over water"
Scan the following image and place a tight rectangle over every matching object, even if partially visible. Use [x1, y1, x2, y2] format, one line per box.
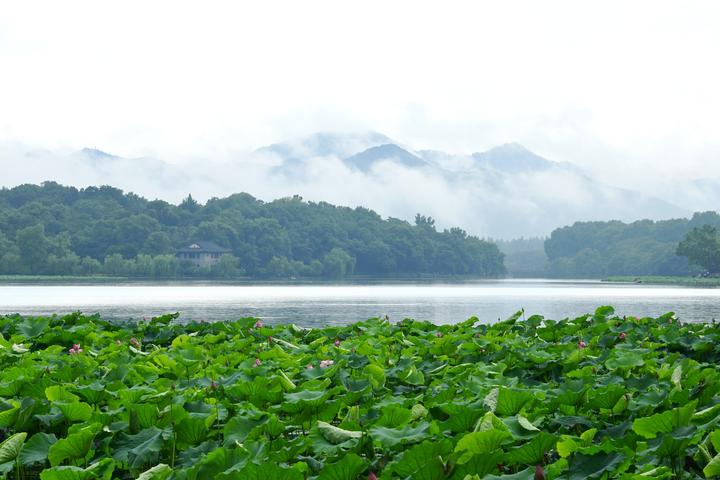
[1, 1, 720, 237]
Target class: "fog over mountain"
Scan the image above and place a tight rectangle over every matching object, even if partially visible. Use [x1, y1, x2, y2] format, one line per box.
[0, 132, 699, 238]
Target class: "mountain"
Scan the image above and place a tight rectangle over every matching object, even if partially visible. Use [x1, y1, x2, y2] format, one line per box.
[344, 144, 427, 172]
[79, 147, 120, 162]
[471, 143, 552, 172]
[257, 131, 391, 164]
[256, 133, 689, 237]
[0, 133, 694, 239]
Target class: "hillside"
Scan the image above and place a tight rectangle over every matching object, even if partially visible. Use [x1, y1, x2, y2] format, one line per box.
[0, 182, 505, 279]
[544, 212, 720, 277]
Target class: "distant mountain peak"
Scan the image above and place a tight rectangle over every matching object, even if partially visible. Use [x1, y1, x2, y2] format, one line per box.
[472, 143, 553, 172]
[79, 147, 120, 160]
[258, 131, 393, 161]
[343, 144, 427, 172]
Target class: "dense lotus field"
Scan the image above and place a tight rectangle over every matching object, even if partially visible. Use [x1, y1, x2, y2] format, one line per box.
[1, 309, 720, 479]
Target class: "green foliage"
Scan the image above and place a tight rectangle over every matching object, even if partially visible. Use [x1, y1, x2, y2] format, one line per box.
[0, 182, 505, 279]
[677, 224, 720, 273]
[1, 308, 720, 477]
[544, 212, 720, 277]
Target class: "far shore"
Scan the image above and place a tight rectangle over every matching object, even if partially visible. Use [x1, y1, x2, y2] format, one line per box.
[0, 273, 511, 286]
[603, 275, 720, 287]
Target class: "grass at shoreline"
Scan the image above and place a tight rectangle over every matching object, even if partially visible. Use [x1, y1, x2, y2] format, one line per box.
[0, 274, 502, 285]
[604, 275, 720, 287]
[2, 308, 720, 478]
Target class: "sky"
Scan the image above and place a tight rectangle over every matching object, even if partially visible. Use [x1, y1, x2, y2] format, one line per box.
[0, 1, 719, 234]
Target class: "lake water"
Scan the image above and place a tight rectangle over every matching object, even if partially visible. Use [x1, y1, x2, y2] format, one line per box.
[1, 279, 720, 326]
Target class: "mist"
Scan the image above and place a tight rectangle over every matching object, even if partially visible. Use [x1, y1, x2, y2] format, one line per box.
[0, 133, 704, 238]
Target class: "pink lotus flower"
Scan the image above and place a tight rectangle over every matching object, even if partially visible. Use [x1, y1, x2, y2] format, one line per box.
[334, 339, 341, 347]
[319, 359, 334, 368]
[368, 473, 377, 480]
[435, 332, 443, 338]
[68, 344, 83, 355]
[306, 363, 314, 369]
[578, 340, 587, 349]
[254, 320, 264, 329]
[130, 337, 140, 347]
[254, 358, 262, 367]
[618, 332, 626, 341]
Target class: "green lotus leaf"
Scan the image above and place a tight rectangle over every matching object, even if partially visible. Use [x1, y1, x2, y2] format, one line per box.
[111, 426, 165, 469]
[365, 363, 386, 389]
[223, 415, 267, 445]
[19, 432, 57, 466]
[0, 432, 27, 464]
[317, 453, 367, 480]
[39, 466, 91, 480]
[56, 401, 93, 423]
[483, 467, 536, 480]
[485, 387, 534, 417]
[506, 431, 557, 465]
[385, 439, 453, 480]
[236, 462, 304, 480]
[18, 316, 50, 339]
[632, 401, 696, 439]
[317, 420, 362, 444]
[48, 423, 100, 466]
[455, 429, 511, 457]
[137, 463, 173, 480]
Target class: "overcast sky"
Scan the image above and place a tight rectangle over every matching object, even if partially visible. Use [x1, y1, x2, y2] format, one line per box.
[1, 1, 719, 190]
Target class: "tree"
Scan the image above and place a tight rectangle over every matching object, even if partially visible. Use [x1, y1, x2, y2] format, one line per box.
[104, 254, 131, 276]
[142, 231, 173, 256]
[77, 257, 102, 275]
[0, 181, 507, 278]
[180, 194, 200, 213]
[212, 254, 241, 278]
[323, 248, 355, 279]
[414, 214, 436, 230]
[133, 254, 155, 277]
[16, 224, 49, 273]
[152, 255, 180, 278]
[264, 256, 295, 278]
[677, 225, 720, 273]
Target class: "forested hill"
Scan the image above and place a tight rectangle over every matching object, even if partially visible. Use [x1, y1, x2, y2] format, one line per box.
[0, 182, 505, 278]
[544, 211, 720, 277]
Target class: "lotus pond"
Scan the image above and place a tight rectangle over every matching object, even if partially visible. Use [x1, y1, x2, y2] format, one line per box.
[1, 308, 720, 479]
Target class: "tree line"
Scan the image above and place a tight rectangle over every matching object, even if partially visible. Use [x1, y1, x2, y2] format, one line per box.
[543, 211, 720, 277]
[0, 182, 505, 279]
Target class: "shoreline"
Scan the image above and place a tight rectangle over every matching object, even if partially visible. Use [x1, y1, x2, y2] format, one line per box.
[603, 275, 720, 287]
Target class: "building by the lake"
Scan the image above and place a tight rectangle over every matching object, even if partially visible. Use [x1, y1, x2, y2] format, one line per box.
[175, 241, 232, 267]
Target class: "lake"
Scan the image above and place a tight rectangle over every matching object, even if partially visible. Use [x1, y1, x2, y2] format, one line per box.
[1, 279, 720, 326]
